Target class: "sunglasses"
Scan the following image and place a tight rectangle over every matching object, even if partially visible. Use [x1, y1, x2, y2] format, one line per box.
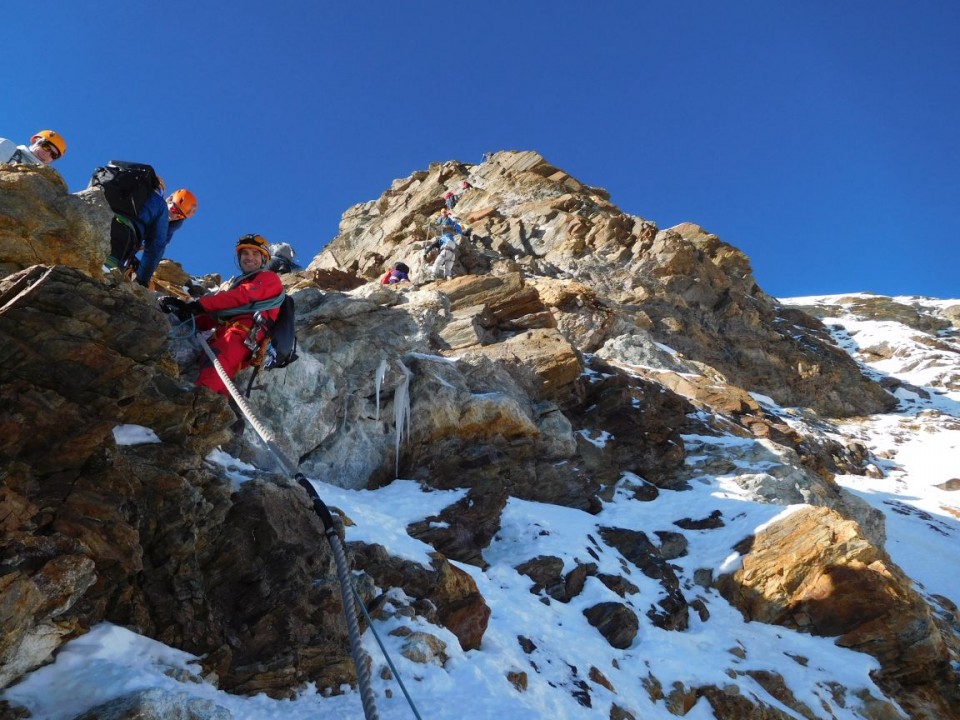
[169, 201, 186, 219]
[39, 140, 61, 160]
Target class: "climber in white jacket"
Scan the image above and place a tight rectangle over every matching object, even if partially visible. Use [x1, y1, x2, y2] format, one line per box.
[0, 130, 67, 166]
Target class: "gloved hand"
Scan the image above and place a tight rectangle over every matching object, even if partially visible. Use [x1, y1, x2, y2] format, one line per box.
[158, 296, 183, 314]
[159, 296, 203, 321]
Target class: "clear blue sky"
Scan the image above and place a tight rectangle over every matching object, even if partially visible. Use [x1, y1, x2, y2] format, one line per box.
[5, 1, 958, 298]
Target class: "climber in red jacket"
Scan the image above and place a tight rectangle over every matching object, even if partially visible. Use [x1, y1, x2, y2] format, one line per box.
[160, 234, 284, 397]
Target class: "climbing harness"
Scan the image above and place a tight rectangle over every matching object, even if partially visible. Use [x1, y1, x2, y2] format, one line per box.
[243, 334, 273, 397]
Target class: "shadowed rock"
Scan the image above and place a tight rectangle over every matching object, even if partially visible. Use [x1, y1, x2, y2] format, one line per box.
[717, 506, 960, 718]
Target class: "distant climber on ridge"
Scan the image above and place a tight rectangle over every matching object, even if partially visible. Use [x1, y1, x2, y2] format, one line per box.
[381, 261, 410, 285]
[425, 232, 459, 281]
[158, 234, 284, 397]
[0, 130, 66, 166]
[443, 180, 473, 210]
[267, 242, 300, 274]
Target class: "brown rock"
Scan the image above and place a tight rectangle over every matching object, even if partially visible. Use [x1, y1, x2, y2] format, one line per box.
[444, 273, 546, 323]
[469, 328, 582, 401]
[507, 670, 528, 691]
[0, 168, 108, 281]
[589, 665, 615, 692]
[515, 555, 565, 599]
[583, 602, 638, 649]
[599, 527, 690, 630]
[568, 356, 691, 488]
[716, 506, 960, 717]
[350, 543, 490, 651]
[407, 485, 508, 568]
[201, 480, 355, 696]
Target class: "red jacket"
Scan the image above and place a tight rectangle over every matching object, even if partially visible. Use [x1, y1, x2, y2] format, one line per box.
[195, 270, 283, 333]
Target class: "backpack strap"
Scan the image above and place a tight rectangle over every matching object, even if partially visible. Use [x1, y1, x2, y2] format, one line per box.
[212, 290, 286, 319]
[211, 271, 286, 319]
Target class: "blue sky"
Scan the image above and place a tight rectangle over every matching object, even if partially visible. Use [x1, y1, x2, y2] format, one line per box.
[5, 1, 958, 298]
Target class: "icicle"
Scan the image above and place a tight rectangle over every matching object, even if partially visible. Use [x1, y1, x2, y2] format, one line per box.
[374, 357, 388, 422]
[393, 359, 412, 478]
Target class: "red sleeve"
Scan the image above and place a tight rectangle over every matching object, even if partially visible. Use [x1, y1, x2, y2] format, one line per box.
[381, 271, 391, 284]
[198, 271, 284, 314]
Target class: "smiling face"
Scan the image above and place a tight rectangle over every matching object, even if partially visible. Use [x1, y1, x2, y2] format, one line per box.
[167, 198, 186, 221]
[239, 248, 265, 273]
[30, 141, 59, 164]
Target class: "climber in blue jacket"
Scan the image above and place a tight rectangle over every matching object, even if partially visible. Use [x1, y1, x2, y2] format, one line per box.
[132, 190, 171, 286]
[105, 188, 168, 286]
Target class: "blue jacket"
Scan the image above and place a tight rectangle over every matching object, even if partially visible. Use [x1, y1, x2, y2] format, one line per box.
[134, 191, 171, 284]
[436, 215, 463, 234]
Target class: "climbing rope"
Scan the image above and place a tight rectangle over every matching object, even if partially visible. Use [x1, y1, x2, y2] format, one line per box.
[193, 333, 382, 720]
[350, 583, 424, 720]
[298, 477, 384, 720]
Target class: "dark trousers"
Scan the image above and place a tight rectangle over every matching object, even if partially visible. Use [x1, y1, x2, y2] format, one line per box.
[109, 215, 141, 270]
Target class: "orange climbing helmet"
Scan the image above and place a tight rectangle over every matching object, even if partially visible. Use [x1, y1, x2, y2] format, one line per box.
[236, 233, 271, 262]
[30, 129, 66, 159]
[168, 188, 198, 219]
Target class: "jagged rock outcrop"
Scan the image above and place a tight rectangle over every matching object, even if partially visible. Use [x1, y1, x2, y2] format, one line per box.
[787, 293, 960, 393]
[311, 151, 895, 417]
[350, 543, 490, 651]
[0, 165, 110, 281]
[0, 265, 359, 697]
[717, 506, 960, 718]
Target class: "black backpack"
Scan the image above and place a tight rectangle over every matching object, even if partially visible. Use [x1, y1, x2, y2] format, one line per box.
[90, 161, 160, 218]
[266, 295, 298, 370]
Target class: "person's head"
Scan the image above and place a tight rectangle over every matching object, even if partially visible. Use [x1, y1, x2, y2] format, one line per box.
[440, 208, 450, 217]
[395, 261, 410, 274]
[29, 130, 66, 164]
[236, 234, 270, 273]
[271, 242, 295, 262]
[167, 189, 198, 221]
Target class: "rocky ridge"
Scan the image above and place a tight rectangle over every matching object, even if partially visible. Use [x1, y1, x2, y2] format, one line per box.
[1, 155, 959, 719]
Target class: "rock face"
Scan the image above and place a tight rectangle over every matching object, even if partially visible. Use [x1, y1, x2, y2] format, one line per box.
[310, 151, 895, 417]
[717, 506, 960, 718]
[1, 150, 955, 718]
[0, 165, 110, 280]
[0, 265, 357, 696]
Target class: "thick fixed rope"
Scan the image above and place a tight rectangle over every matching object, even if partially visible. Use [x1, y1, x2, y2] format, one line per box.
[298, 478, 382, 720]
[195, 333, 381, 720]
[196, 333, 296, 475]
[350, 584, 424, 720]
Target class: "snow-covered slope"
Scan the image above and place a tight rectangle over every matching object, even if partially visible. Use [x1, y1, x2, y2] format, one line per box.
[784, 294, 960, 606]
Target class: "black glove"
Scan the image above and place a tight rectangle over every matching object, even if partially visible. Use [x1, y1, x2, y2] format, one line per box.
[159, 296, 184, 314]
[159, 296, 203, 321]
